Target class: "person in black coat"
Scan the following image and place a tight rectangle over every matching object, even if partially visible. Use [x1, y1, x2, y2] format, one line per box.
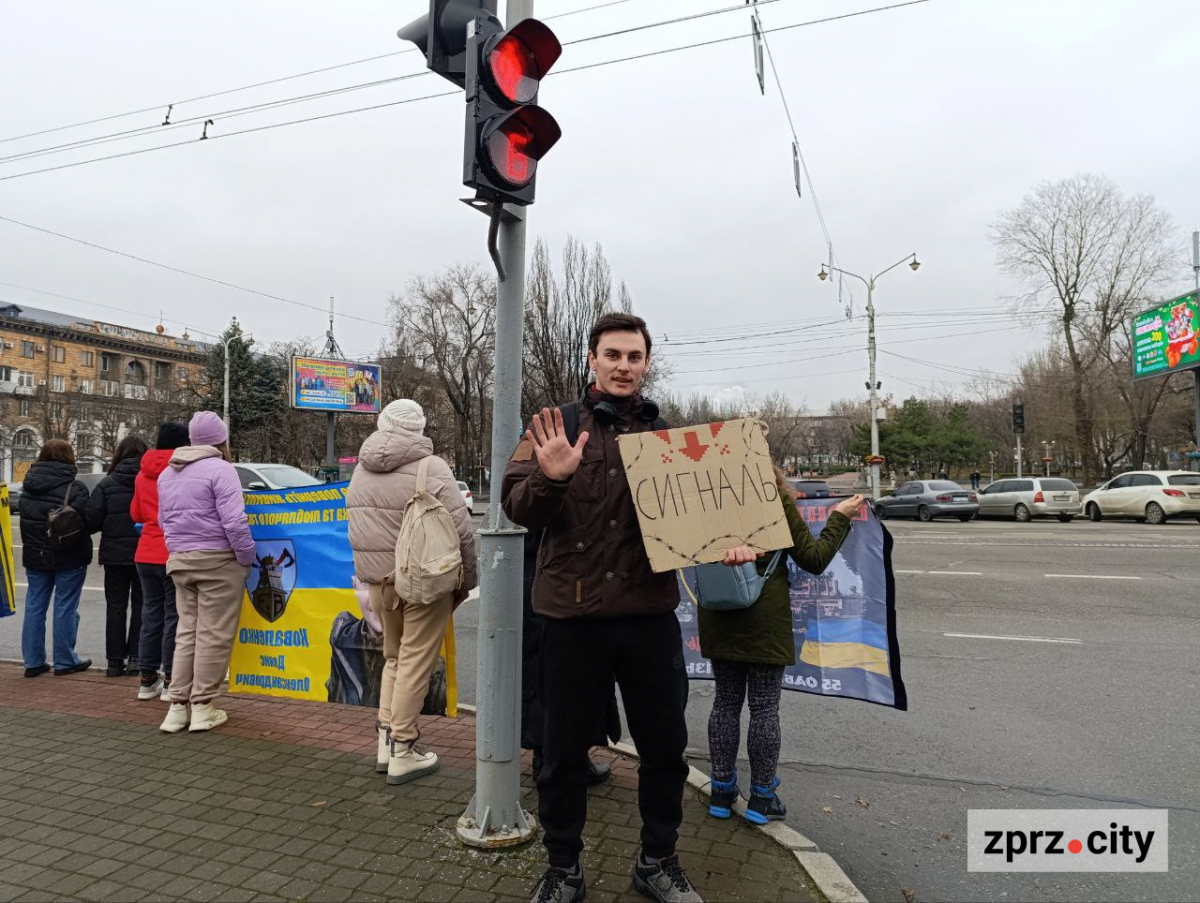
[86, 435, 148, 677]
[18, 439, 93, 677]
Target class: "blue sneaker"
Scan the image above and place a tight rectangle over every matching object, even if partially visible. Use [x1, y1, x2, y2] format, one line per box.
[708, 770, 738, 819]
[745, 777, 786, 825]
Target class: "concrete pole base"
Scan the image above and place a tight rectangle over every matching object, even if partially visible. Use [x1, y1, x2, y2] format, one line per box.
[456, 795, 537, 849]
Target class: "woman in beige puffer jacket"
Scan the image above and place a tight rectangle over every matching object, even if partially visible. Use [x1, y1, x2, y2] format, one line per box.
[346, 399, 478, 785]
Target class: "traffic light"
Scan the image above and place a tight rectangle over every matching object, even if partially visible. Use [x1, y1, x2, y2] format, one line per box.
[463, 12, 562, 206]
[397, 0, 489, 87]
[1012, 403, 1025, 434]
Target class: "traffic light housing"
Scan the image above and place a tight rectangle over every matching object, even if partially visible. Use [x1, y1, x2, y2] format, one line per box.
[463, 13, 561, 206]
[397, 0, 491, 87]
[1012, 403, 1025, 434]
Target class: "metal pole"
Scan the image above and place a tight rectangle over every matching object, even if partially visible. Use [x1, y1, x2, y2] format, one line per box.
[867, 279, 880, 500]
[222, 338, 230, 425]
[458, 0, 534, 851]
[1016, 433, 1023, 478]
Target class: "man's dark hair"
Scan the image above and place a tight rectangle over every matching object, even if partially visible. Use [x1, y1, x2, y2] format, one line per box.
[589, 312, 652, 358]
[155, 422, 190, 451]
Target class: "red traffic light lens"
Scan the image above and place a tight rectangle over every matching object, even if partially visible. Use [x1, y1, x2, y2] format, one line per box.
[484, 18, 562, 105]
[487, 121, 536, 186]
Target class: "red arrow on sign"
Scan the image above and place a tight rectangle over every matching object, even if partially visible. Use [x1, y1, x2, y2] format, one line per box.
[677, 431, 710, 463]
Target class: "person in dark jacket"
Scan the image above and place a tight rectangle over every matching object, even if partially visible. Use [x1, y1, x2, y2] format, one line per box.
[86, 435, 148, 677]
[130, 422, 189, 702]
[702, 472, 864, 826]
[18, 439, 93, 677]
[503, 313, 701, 903]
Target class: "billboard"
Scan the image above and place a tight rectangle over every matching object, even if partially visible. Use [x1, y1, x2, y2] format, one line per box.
[1132, 292, 1200, 381]
[290, 355, 382, 413]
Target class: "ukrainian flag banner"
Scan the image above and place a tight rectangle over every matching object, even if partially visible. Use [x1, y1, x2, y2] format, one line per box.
[229, 482, 456, 715]
[1, 484, 15, 619]
[675, 498, 906, 709]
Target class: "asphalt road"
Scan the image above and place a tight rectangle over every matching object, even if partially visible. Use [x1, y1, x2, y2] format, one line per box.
[4, 513, 1197, 902]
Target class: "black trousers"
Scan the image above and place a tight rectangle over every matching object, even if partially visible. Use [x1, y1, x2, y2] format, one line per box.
[104, 565, 144, 664]
[539, 611, 689, 868]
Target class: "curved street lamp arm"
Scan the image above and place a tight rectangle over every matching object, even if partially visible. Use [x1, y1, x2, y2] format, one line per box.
[821, 264, 870, 291]
[876, 252, 919, 281]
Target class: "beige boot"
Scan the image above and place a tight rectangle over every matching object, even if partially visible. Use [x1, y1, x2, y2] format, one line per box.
[376, 722, 391, 773]
[159, 703, 190, 733]
[188, 702, 228, 732]
[386, 737, 439, 785]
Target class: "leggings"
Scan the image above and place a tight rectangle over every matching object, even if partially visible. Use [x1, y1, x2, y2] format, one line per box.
[708, 659, 784, 789]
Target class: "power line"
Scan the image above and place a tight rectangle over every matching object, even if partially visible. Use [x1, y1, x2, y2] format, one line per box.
[0, 0, 645, 147]
[0, 214, 391, 328]
[0, 2, 931, 185]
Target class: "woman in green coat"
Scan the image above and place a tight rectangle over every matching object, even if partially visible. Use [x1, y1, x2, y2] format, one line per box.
[699, 469, 865, 824]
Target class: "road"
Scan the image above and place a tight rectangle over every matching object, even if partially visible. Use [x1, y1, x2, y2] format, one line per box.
[4, 513, 1197, 902]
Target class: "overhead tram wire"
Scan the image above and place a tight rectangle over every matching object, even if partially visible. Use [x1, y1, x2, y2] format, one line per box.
[0, 0, 929, 183]
[0, 214, 390, 328]
[0, 0, 648, 147]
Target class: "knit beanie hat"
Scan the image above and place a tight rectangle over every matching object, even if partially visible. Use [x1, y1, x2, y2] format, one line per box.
[155, 422, 191, 451]
[188, 410, 229, 447]
[378, 399, 426, 434]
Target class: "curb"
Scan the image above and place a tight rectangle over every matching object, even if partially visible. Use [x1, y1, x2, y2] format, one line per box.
[610, 741, 867, 903]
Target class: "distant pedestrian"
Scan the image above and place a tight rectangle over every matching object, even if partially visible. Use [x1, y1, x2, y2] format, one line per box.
[970, 470, 981, 491]
[346, 399, 477, 785]
[131, 422, 190, 703]
[18, 439, 93, 677]
[704, 471, 865, 825]
[157, 412, 255, 733]
[85, 434, 148, 677]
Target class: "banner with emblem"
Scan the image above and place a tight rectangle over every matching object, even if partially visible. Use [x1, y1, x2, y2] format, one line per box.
[1, 484, 15, 619]
[674, 498, 906, 709]
[229, 482, 456, 715]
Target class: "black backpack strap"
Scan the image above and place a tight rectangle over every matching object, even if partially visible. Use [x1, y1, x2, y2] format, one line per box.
[557, 402, 580, 447]
[651, 417, 669, 431]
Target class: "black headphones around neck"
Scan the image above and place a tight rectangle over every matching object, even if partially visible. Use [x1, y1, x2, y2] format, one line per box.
[582, 385, 660, 427]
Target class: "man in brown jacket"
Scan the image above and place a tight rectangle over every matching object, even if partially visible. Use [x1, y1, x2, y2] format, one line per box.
[504, 314, 701, 903]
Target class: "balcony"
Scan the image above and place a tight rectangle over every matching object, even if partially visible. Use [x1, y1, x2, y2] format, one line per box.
[124, 384, 150, 401]
[100, 380, 121, 397]
[0, 380, 15, 395]
[14, 385, 35, 396]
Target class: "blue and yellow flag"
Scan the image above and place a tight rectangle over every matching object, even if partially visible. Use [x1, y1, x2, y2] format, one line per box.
[675, 498, 906, 709]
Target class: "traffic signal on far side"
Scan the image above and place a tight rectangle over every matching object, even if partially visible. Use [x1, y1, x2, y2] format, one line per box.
[397, 0, 487, 87]
[1012, 403, 1025, 434]
[463, 13, 562, 206]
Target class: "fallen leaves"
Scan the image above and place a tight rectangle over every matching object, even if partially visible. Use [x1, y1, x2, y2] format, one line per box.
[312, 800, 328, 807]
[902, 889, 916, 903]
[821, 806, 833, 814]
[855, 796, 870, 809]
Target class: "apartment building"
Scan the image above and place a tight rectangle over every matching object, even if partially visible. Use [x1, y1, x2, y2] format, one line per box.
[0, 303, 208, 482]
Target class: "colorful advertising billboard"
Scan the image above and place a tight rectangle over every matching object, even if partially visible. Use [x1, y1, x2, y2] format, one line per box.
[1132, 293, 1200, 381]
[290, 355, 382, 413]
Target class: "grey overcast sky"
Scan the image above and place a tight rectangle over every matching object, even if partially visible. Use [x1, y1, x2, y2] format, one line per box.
[2, 0, 1198, 412]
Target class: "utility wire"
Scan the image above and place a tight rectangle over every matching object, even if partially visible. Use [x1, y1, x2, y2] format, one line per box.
[0, 214, 391, 328]
[0, 0, 645, 146]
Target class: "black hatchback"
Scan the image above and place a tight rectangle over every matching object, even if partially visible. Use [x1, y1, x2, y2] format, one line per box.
[788, 479, 833, 499]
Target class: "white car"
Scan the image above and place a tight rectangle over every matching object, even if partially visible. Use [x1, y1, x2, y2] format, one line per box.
[234, 463, 323, 491]
[1082, 470, 1200, 524]
[457, 481, 475, 515]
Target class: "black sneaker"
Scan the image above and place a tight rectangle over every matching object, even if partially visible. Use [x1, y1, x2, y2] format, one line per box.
[632, 853, 703, 902]
[24, 664, 51, 678]
[106, 660, 126, 677]
[54, 659, 92, 676]
[708, 771, 738, 819]
[585, 756, 611, 786]
[530, 864, 585, 903]
[745, 778, 787, 825]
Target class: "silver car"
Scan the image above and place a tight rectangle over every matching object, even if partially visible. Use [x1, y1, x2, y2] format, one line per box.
[976, 477, 1081, 522]
[873, 480, 979, 522]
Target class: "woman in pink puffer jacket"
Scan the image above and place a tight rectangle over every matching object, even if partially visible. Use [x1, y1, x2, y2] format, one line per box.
[156, 411, 255, 735]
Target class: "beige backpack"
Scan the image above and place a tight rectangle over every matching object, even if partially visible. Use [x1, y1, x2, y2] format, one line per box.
[393, 456, 463, 605]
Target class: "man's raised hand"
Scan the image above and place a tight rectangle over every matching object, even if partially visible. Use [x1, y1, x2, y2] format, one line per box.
[527, 407, 590, 481]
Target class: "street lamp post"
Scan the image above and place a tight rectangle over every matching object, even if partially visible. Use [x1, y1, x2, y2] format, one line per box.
[1042, 440, 1056, 477]
[819, 253, 920, 501]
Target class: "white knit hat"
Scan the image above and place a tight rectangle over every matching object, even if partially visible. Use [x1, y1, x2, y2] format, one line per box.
[378, 398, 426, 434]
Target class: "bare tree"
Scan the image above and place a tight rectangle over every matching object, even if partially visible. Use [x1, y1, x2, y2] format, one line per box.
[991, 174, 1179, 485]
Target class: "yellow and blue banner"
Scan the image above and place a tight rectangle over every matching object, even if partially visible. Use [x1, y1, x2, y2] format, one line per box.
[675, 498, 906, 709]
[1, 484, 15, 619]
[229, 481, 456, 715]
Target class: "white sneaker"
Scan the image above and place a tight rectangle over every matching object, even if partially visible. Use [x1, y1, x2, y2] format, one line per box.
[376, 723, 391, 774]
[188, 703, 228, 732]
[137, 675, 164, 701]
[159, 703, 190, 733]
[160, 679, 172, 702]
[387, 738, 439, 785]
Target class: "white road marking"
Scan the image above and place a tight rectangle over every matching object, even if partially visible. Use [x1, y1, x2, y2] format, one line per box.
[895, 569, 925, 574]
[944, 632, 1083, 645]
[930, 571, 983, 576]
[1043, 574, 1141, 581]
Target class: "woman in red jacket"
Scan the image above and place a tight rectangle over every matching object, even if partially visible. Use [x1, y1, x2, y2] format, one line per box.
[130, 422, 189, 702]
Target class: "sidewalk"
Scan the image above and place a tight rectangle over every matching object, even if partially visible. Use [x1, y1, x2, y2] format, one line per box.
[0, 665, 822, 903]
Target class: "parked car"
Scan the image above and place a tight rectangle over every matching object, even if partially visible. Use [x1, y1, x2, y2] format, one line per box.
[1081, 471, 1200, 524]
[976, 477, 1081, 522]
[874, 480, 979, 522]
[233, 463, 324, 491]
[5, 482, 21, 510]
[76, 472, 105, 494]
[457, 480, 475, 515]
[787, 479, 833, 499]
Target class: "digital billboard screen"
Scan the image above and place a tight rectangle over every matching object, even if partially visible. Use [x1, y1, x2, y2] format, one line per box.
[1131, 292, 1199, 381]
[290, 356, 382, 414]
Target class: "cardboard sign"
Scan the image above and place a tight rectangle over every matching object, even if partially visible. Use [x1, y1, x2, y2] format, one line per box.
[617, 418, 792, 573]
